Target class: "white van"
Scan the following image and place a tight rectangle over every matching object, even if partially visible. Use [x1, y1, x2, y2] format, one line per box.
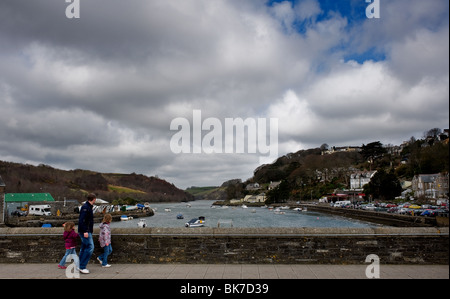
[28, 205, 52, 216]
[333, 201, 351, 208]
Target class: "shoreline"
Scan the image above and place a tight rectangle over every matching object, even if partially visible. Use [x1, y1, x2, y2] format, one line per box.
[4, 210, 154, 228]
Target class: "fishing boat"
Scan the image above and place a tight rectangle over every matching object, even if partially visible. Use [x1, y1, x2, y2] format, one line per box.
[185, 216, 206, 228]
[137, 219, 147, 228]
[120, 215, 133, 221]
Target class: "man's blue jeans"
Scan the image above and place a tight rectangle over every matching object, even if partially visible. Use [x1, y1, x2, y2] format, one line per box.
[98, 244, 112, 266]
[78, 233, 94, 270]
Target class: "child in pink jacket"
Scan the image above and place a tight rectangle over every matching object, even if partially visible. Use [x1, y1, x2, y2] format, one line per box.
[58, 222, 80, 269]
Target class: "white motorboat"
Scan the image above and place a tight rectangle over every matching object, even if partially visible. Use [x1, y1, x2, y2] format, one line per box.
[137, 219, 147, 228]
[120, 215, 133, 221]
[164, 208, 172, 212]
[185, 216, 206, 227]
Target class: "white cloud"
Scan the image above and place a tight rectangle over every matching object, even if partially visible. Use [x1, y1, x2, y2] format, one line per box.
[0, 0, 448, 189]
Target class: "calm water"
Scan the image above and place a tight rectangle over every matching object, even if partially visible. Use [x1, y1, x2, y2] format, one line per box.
[110, 200, 380, 228]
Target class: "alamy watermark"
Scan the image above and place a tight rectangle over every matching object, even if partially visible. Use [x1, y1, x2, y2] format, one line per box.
[65, 0, 80, 19]
[365, 0, 380, 19]
[170, 110, 278, 164]
[64, 254, 80, 279]
[365, 254, 380, 278]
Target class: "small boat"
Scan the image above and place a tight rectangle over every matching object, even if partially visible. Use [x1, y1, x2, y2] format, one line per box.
[185, 216, 206, 228]
[293, 207, 302, 212]
[126, 205, 138, 211]
[274, 208, 285, 215]
[177, 213, 184, 219]
[137, 219, 147, 228]
[164, 208, 172, 212]
[120, 215, 133, 221]
[280, 206, 290, 210]
[250, 209, 256, 213]
[242, 205, 248, 209]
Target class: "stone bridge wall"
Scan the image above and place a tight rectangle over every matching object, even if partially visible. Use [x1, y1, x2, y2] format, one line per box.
[0, 227, 448, 265]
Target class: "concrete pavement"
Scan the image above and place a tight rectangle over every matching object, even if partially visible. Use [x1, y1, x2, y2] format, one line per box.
[0, 263, 448, 279]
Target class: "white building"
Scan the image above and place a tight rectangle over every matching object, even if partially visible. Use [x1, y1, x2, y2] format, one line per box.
[350, 171, 377, 190]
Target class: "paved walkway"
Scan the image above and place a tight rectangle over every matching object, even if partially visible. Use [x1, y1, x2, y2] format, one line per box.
[0, 263, 448, 279]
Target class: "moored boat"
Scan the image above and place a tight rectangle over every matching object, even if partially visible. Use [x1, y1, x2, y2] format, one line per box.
[137, 219, 147, 227]
[185, 216, 206, 227]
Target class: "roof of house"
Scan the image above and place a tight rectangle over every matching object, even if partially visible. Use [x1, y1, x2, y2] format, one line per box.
[5, 193, 55, 202]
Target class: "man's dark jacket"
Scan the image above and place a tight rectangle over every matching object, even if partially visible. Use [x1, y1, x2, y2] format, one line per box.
[78, 201, 94, 234]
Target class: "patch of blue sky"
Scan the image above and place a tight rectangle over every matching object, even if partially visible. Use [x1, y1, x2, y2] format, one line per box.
[343, 47, 387, 64]
[266, 0, 368, 25]
[266, 0, 387, 63]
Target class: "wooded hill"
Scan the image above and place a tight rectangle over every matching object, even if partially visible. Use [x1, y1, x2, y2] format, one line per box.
[224, 135, 449, 203]
[0, 160, 194, 203]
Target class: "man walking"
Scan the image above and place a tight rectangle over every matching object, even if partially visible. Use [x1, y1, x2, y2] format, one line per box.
[78, 193, 96, 274]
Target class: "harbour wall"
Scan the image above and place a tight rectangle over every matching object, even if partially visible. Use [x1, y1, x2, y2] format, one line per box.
[300, 204, 444, 227]
[0, 227, 448, 265]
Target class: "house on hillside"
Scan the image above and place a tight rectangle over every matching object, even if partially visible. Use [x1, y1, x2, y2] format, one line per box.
[243, 193, 266, 203]
[268, 181, 281, 190]
[412, 173, 449, 199]
[322, 146, 361, 155]
[350, 171, 377, 190]
[246, 183, 260, 191]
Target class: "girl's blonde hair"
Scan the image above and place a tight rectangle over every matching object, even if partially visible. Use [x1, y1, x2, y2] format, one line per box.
[64, 222, 75, 232]
[102, 213, 112, 223]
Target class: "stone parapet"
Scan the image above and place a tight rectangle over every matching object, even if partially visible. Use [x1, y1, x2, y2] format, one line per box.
[0, 227, 448, 265]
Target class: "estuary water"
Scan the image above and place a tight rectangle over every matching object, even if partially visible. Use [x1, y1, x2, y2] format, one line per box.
[110, 200, 379, 228]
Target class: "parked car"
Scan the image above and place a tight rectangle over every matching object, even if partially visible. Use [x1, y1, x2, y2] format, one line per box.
[11, 210, 27, 217]
[364, 204, 377, 211]
[421, 209, 437, 217]
[398, 207, 410, 214]
[387, 207, 399, 213]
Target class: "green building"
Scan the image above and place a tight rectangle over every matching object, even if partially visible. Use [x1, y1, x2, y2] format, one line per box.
[5, 193, 55, 203]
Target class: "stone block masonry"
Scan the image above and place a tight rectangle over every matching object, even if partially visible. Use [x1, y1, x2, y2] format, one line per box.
[0, 227, 448, 265]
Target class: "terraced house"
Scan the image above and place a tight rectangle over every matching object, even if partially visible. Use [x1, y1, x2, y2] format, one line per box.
[412, 173, 449, 200]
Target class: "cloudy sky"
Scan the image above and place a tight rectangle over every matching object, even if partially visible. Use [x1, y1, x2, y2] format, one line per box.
[0, 0, 448, 189]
